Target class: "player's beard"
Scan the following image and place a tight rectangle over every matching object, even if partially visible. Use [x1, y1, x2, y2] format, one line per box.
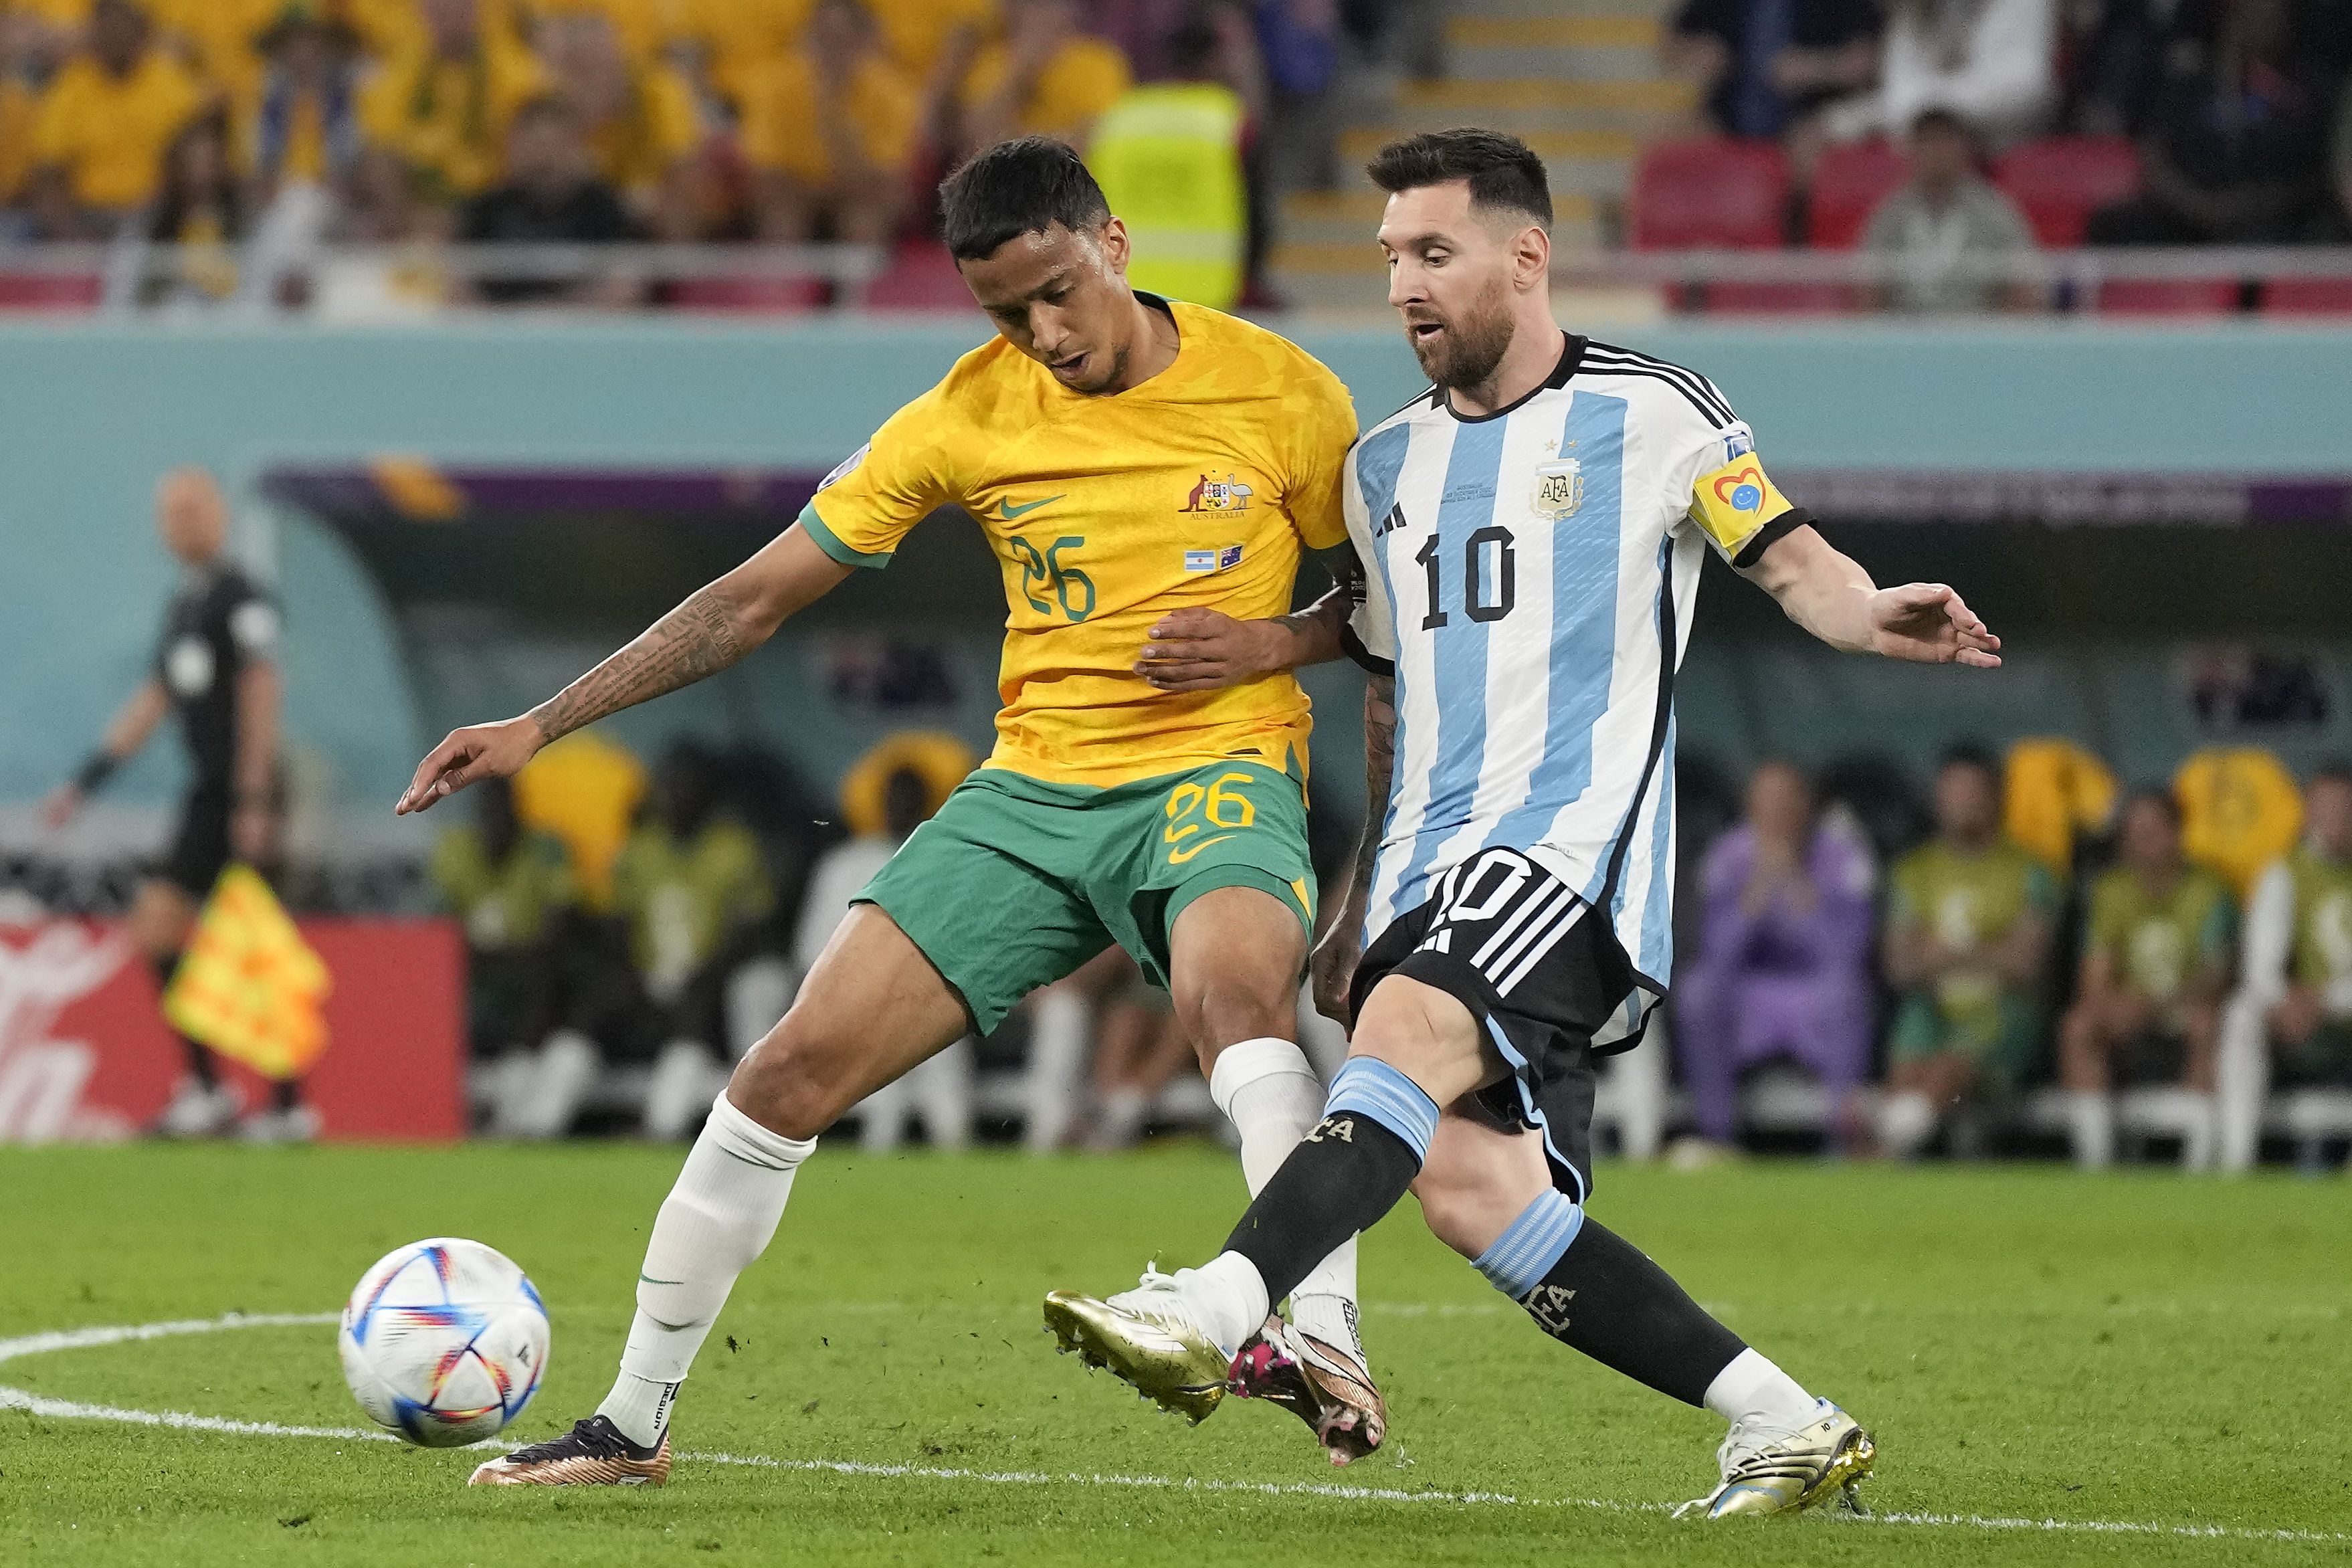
[1406, 274, 1514, 393]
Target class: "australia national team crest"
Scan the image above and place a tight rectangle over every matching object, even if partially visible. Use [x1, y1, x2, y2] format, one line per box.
[1533, 458, 1583, 520]
[1179, 472, 1254, 513]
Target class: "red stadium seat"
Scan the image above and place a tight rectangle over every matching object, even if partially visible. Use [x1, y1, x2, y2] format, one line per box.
[1629, 138, 1789, 251]
[1992, 136, 2141, 248]
[668, 276, 828, 314]
[1806, 140, 1910, 249]
[2097, 277, 2240, 315]
[0, 272, 102, 311]
[2263, 277, 2352, 316]
[858, 241, 976, 312]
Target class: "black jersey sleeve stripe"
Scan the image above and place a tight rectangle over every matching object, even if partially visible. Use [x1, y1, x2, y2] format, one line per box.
[1731, 508, 1812, 570]
[1583, 342, 1737, 423]
[1583, 345, 1736, 425]
[1576, 361, 1726, 429]
[1341, 623, 1395, 677]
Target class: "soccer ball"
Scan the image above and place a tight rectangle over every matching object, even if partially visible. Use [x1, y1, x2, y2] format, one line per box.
[338, 1238, 550, 1447]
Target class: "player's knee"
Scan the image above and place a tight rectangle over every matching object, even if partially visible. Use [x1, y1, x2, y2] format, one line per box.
[1409, 1171, 1491, 1259]
[726, 1024, 851, 1141]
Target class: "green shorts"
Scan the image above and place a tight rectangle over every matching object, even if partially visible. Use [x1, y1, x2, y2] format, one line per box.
[1887, 990, 2043, 1088]
[856, 759, 1316, 1033]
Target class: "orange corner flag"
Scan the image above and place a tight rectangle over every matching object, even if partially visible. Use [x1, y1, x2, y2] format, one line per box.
[163, 866, 332, 1081]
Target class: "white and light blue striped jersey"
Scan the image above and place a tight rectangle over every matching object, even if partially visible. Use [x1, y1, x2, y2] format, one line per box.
[1342, 334, 1811, 1042]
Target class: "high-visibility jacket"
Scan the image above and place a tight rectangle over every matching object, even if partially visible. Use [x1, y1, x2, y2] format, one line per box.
[1088, 82, 1248, 310]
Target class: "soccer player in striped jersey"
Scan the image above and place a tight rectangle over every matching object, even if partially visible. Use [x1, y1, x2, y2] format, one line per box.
[1046, 129, 2003, 1518]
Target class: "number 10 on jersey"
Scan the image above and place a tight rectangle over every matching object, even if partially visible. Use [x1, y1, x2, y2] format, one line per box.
[1417, 526, 1516, 629]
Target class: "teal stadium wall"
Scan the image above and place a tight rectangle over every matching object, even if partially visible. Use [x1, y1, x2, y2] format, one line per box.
[3, 318, 2348, 820]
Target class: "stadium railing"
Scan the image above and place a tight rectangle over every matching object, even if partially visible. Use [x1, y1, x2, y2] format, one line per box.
[5, 241, 2352, 317]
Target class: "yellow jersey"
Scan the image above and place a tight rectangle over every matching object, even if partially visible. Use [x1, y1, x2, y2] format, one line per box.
[802, 298, 1357, 788]
[31, 51, 206, 210]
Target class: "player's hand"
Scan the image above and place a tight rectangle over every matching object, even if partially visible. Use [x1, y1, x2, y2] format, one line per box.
[39, 783, 82, 830]
[1135, 609, 1290, 692]
[1310, 922, 1363, 1025]
[397, 716, 545, 815]
[1868, 583, 2002, 668]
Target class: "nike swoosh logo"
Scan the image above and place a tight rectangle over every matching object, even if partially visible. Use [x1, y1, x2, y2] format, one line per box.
[999, 495, 1064, 520]
[1169, 834, 1237, 864]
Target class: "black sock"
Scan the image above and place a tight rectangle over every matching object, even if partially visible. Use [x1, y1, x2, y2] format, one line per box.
[153, 953, 216, 1088]
[1512, 1219, 1745, 1407]
[1223, 1109, 1422, 1306]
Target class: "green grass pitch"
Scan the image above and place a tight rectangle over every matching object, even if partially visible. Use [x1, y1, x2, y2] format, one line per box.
[1, 1142, 2346, 1566]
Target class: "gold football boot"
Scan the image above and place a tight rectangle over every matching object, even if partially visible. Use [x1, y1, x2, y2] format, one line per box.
[1043, 1269, 1230, 1424]
[1672, 1403, 1875, 1519]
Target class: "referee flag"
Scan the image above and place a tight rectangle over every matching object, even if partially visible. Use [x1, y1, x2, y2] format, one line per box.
[163, 866, 332, 1080]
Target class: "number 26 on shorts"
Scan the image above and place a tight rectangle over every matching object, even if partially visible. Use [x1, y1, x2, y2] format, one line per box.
[1163, 772, 1256, 864]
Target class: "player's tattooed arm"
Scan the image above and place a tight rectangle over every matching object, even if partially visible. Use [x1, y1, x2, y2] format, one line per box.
[397, 524, 852, 813]
[1310, 674, 1395, 1022]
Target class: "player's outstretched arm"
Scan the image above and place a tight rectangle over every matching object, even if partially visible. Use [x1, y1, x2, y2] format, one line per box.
[396, 524, 853, 815]
[1741, 524, 2001, 668]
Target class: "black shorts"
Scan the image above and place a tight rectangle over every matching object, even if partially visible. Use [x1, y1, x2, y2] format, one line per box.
[1349, 848, 1639, 1203]
[159, 792, 232, 899]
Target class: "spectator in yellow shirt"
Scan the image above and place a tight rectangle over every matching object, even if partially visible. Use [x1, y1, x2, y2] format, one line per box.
[959, 0, 1128, 153]
[741, 0, 916, 242]
[357, 0, 546, 202]
[149, 0, 278, 114]
[866, 0, 994, 78]
[27, 0, 206, 234]
[534, 7, 701, 205]
[670, 0, 804, 114]
[0, 9, 57, 216]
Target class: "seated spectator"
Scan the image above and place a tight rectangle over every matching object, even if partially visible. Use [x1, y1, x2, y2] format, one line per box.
[1673, 760, 1876, 1157]
[797, 763, 975, 1152]
[2060, 789, 2236, 1169]
[428, 775, 597, 1137]
[456, 96, 640, 306]
[25, 0, 206, 238]
[1088, 15, 1248, 308]
[357, 0, 547, 206]
[670, 0, 809, 116]
[244, 5, 366, 199]
[534, 9, 702, 212]
[1825, 0, 2057, 151]
[150, 0, 277, 113]
[1878, 747, 2058, 1159]
[602, 742, 776, 1140]
[960, 0, 1131, 153]
[0, 5, 64, 231]
[741, 0, 920, 243]
[135, 109, 248, 306]
[1862, 108, 2041, 314]
[2241, 765, 2352, 1093]
[2086, 0, 2331, 243]
[1665, 0, 1880, 150]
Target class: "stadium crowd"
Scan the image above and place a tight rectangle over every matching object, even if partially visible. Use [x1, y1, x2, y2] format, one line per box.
[415, 721, 2352, 1173]
[0, 0, 1386, 308]
[1654, 0, 2352, 311]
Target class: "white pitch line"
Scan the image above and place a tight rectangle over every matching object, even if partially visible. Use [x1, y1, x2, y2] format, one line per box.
[2, 1312, 2345, 1550]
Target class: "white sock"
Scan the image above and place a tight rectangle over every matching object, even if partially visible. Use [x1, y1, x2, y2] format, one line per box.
[598, 1092, 814, 1446]
[1210, 1038, 1361, 1357]
[1094, 1086, 1151, 1148]
[1879, 1090, 1937, 1161]
[1025, 987, 1090, 1152]
[1181, 1252, 1272, 1359]
[1702, 1347, 1820, 1432]
[2068, 1091, 2115, 1171]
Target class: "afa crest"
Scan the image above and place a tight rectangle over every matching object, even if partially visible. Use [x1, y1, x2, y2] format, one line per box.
[1533, 458, 1583, 520]
[1180, 472, 1254, 513]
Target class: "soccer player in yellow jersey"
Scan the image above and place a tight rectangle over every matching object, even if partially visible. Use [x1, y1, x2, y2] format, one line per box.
[399, 138, 1382, 1484]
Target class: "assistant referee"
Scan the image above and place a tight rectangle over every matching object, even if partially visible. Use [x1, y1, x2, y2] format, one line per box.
[41, 468, 300, 1139]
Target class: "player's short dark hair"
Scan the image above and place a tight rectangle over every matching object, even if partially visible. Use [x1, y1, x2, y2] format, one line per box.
[939, 136, 1111, 262]
[1366, 128, 1553, 229]
[1939, 742, 2002, 781]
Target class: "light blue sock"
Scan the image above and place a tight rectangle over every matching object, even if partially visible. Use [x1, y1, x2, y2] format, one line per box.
[1472, 1189, 1585, 1300]
[1322, 1056, 1441, 1161]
